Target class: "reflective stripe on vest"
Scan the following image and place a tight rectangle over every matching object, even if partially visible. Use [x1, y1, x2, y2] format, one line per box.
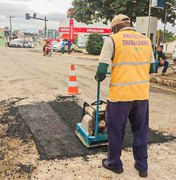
[112, 61, 150, 67]
[111, 80, 149, 87]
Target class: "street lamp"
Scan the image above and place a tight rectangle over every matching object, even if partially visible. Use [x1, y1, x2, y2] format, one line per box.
[6, 16, 15, 40]
[147, 0, 152, 38]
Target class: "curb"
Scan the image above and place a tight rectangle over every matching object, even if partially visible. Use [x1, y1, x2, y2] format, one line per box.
[150, 76, 176, 88]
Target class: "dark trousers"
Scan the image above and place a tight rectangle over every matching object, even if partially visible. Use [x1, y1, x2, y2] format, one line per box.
[43, 45, 46, 52]
[68, 46, 71, 54]
[61, 47, 65, 54]
[106, 100, 149, 171]
[155, 60, 169, 73]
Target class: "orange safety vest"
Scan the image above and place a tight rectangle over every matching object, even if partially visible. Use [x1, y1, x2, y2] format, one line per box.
[109, 29, 152, 101]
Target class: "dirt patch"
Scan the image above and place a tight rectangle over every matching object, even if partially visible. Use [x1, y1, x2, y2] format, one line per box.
[0, 98, 38, 180]
[0, 105, 32, 142]
[0, 97, 31, 141]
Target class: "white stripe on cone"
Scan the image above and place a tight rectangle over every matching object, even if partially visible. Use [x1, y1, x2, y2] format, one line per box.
[68, 81, 78, 87]
[69, 71, 76, 76]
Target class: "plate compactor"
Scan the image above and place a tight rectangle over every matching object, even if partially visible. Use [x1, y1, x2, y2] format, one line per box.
[75, 81, 108, 147]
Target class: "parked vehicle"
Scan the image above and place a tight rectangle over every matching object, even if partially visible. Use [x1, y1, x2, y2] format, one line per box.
[9, 39, 23, 48]
[52, 41, 60, 52]
[52, 42, 79, 52]
[9, 39, 34, 48]
[51, 41, 59, 46]
[23, 42, 34, 48]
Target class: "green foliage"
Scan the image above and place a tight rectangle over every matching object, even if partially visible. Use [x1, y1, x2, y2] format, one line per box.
[86, 34, 104, 55]
[67, 7, 76, 18]
[160, 29, 176, 43]
[72, 0, 176, 25]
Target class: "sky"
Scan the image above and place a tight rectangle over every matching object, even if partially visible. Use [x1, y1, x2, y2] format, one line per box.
[0, 0, 72, 32]
[0, 0, 175, 33]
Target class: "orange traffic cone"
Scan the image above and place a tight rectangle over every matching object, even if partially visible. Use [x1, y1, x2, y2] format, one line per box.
[68, 64, 79, 95]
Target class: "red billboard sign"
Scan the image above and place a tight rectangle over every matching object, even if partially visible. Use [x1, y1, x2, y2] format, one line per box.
[59, 27, 111, 34]
[69, 18, 74, 43]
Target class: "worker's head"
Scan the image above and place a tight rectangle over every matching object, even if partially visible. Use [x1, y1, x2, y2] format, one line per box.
[158, 45, 163, 52]
[111, 14, 131, 34]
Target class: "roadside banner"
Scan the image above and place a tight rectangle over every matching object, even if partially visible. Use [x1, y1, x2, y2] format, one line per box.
[69, 18, 74, 43]
[0, 27, 6, 47]
[151, 0, 165, 9]
[59, 27, 111, 34]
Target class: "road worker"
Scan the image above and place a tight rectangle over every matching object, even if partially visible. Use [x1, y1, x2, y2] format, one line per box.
[95, 14, 155, 177]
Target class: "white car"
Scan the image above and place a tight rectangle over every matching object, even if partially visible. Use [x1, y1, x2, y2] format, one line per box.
[52, 42, 78, 52]
[52, 42, 60, 52]
[9, 39, 23, 48]
[23, 42, 34, 48]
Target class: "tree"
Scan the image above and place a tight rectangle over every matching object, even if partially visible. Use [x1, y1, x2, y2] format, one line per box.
[70, 0, 176, 25]
[160, 29, 176, 43]
[86, 34, 104, 55]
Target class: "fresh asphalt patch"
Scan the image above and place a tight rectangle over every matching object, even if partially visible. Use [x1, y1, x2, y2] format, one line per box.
[1, 97, 175, 160]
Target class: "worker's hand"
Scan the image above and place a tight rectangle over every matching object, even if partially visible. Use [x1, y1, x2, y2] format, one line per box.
[95, 73, 106, 82]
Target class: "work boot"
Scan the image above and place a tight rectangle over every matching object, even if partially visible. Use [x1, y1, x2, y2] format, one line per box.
[134, 163, 148, 178]
[102, 159, 124, 174]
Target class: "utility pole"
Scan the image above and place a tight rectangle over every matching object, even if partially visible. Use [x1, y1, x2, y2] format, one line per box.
[6, 16, 15, 40]
[162, 7, 168, 43]
[162, 2, 172, 43]
[147, 0, 152, 38]
[44, 17, 47, 37]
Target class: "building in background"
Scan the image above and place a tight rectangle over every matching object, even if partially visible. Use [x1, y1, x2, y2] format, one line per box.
[163, 41, 176, 53]
[23, 33, 38, 42]
[136, 16, 158, 46]
[58, 18, 111, 47]
[46, 29, 60, 39]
